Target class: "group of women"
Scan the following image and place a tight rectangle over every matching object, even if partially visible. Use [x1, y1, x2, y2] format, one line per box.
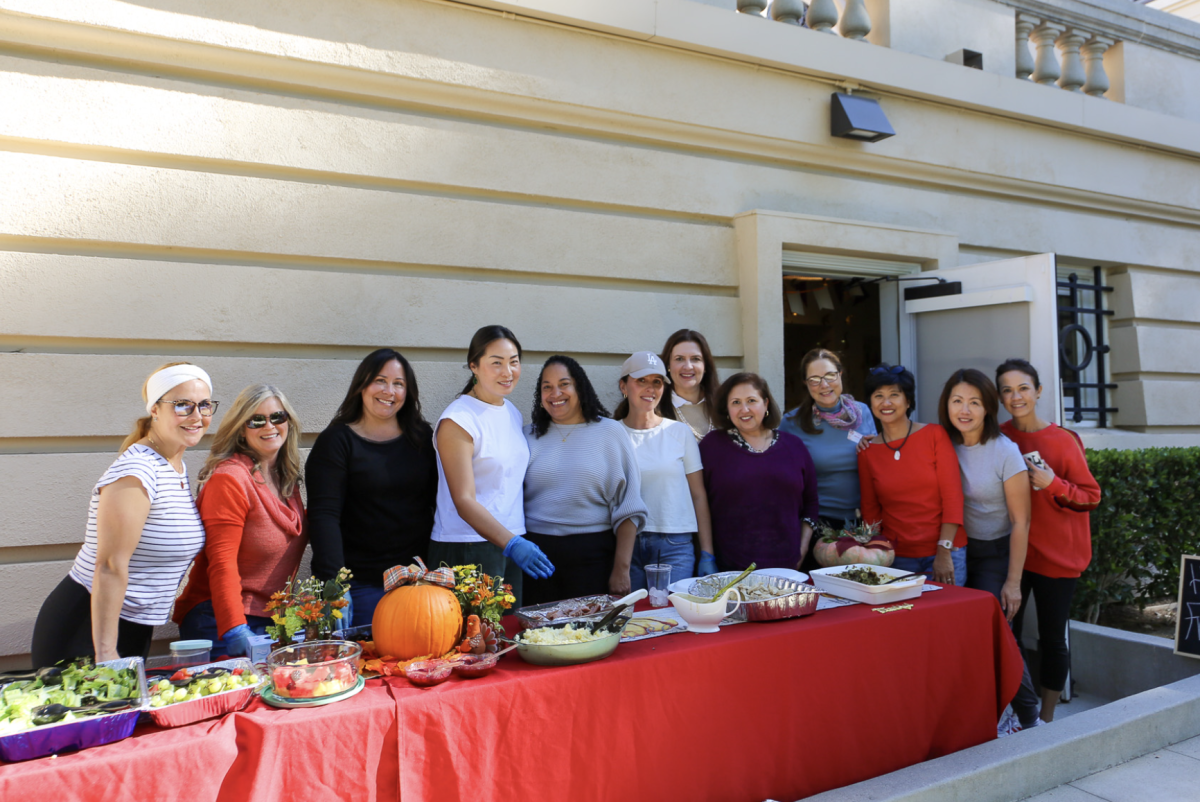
[29, 326, 1100, 732]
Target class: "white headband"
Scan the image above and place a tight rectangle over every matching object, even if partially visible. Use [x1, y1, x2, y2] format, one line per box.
[145, 365, 214, 415]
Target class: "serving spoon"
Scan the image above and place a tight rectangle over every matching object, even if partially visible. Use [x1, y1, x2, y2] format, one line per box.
[30, 699, 135, 726]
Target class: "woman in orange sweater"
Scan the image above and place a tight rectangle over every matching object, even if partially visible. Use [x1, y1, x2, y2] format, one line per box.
[174, 385, 307, 656]
[858, 364, 966, 585]
[997, 359, 1100, 722]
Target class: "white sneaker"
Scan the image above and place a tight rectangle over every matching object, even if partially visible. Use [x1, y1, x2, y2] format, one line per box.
[1027, 717, 1047, 728]
[996, 710, 1022, 738]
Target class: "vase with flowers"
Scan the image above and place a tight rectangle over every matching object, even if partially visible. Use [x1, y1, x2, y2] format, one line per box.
[448, 564, 515, 654]
[265, 567, 353, 649]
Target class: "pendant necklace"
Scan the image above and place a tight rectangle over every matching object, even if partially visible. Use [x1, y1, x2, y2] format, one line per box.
[552, 423, 575, 443]
[147, 434, 187, 487]
[881, 420, 914, 461]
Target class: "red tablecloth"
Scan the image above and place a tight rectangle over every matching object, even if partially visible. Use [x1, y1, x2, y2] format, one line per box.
[1, 584, 1023, 802]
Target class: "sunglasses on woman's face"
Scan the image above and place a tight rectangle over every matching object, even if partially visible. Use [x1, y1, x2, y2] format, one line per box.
[246, 411, 289, 429]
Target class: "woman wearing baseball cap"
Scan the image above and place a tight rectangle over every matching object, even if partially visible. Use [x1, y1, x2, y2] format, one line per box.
[616, 351, 717, 585]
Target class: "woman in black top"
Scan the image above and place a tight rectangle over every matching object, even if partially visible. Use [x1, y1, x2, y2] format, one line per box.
[306, 349, 437, 628]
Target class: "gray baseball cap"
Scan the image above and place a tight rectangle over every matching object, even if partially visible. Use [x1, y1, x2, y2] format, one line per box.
[621, 351, 666, 379]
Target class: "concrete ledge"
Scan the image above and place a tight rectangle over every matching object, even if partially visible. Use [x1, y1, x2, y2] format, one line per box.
[803, 673, 1200, 802]
[1070, 620, 1200, 700]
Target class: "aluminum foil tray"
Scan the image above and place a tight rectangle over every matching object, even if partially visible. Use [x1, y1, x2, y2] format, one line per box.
[145, 658, 263, 729]
[515, 594, 620, 631]
[0, 657, 148, 763]
[689, 574, 820, 622]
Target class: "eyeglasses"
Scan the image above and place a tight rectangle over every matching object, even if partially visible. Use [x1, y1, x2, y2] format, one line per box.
[160, 399, 219, 417]
[247, 411, 289, 429]
[805, 371, 841, 387]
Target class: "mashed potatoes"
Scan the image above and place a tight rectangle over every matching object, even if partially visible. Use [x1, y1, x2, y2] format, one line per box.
[519, 624, 607, 645]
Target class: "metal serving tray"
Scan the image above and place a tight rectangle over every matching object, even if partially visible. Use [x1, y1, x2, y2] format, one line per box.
[515, 594, 620, 631]
[688, 573, 820, 622]
[145, 658, 263, 728]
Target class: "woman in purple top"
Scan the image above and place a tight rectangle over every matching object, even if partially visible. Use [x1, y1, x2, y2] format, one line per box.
[700, 372, 820, 571]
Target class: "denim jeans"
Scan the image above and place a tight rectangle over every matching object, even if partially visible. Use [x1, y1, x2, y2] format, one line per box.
[178, 599, 272, 656]
[891, 547, 967, 587]
[630, 532, 696, 591]
[345, 584, 388, 631]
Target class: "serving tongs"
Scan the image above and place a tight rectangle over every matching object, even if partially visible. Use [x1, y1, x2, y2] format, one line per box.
[588, 589, 648, 633]
[880, 571, 924, 585]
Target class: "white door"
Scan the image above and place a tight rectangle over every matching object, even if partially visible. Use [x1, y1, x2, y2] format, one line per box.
[898, 254, 1060, 425]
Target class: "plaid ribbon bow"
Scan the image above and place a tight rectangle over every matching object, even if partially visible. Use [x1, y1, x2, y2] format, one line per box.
[383, 556, 455, 592]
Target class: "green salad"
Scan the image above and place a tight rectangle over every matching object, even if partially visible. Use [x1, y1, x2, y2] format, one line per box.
[0, 659, 139, 736]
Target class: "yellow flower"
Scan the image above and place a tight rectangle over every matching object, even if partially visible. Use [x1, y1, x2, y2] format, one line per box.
[272, 614, 285, 625]
[332, 609, 343, 619]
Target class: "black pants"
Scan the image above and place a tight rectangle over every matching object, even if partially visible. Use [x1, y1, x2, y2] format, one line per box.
[31, 575, 154, 667]
[1012, 570, 1078, 693]
[523, 531, 616, 607]
[966, 536, 1042, 726]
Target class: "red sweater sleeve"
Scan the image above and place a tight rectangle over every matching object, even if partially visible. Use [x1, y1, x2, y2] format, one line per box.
[931, 426, 965, 530]
[858, 450, 881, 528]
[197, 472, 252, 636]
[1048, 430, 1101, 512]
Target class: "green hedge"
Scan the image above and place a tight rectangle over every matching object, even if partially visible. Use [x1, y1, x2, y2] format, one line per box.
[1074, 446, 1200, 624]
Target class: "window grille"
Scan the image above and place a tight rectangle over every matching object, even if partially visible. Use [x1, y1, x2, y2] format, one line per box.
[1057, 265, 1116, 427]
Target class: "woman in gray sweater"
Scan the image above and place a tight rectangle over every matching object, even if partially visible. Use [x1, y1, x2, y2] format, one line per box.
[523, 355, 648, 605]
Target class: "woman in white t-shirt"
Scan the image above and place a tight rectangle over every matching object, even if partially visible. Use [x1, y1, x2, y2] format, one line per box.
[429, 326, 554, 607]
[31, 363, 214, 665]
[616, 351, 716, 587]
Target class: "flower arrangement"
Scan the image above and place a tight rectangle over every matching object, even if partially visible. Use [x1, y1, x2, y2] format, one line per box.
[449, 564, 515, 625]
[265, 567, 353, 646]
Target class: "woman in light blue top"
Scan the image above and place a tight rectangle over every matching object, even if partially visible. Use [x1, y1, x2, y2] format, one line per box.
[780, 349, 875, 572]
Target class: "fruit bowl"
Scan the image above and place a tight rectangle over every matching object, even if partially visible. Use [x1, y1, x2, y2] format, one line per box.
[267, 641, 361, 700]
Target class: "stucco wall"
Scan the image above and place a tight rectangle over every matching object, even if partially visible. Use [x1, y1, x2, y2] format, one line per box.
[2, 0, 1199, 666]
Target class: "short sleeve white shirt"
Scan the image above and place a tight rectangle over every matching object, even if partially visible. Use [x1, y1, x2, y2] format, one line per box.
[432, 395, 529, 542]
[621, 418, 702, 533]
[69, 445, 206, 626]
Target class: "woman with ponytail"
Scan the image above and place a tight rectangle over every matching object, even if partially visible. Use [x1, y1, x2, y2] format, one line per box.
[32, 363, 215, 664]
[429, 326, 554, 608]
[174, 384, 307, 656]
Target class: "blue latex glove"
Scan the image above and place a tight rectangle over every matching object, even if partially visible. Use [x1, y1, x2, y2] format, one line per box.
[222, 624, 253, 657]
[503, 535, 555, 579]
[697, 551, 718, 577]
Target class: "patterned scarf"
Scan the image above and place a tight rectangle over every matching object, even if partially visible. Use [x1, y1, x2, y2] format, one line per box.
[812, 394, 862, 431]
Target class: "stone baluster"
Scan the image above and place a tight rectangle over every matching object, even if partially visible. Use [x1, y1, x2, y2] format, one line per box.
[1030, 21, 1065, 86]
[1056, 29, 1087, 92]
[1015, 14, 1038, 80]
[806, 0, 839, 33]
[771, 0, 806, 25]
[737, 0, 768, 15]
[840, 0, 871, 40]
[1081, 35, 1115, 97]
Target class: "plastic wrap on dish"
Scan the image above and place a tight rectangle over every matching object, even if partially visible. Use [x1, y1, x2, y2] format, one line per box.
[0, 657, 148, 763]
[689, 574, 820, 622]
[515, 595, 619, 630]
[145, 658, 263, 729]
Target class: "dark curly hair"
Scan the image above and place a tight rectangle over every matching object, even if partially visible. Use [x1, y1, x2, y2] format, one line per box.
[529, 355, 611, 438]
[864, 363, 916, 420]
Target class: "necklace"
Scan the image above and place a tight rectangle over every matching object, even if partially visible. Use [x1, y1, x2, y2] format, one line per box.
[146, 435, 187, 487]
[551, 423, 576, 443]
[881, 420, 914, 461]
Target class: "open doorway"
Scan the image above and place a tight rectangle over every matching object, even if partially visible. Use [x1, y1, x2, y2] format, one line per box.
[782, 276, 882, 412]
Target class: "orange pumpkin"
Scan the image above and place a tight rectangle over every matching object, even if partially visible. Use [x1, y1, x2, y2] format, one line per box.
[372, 582, 464, 661]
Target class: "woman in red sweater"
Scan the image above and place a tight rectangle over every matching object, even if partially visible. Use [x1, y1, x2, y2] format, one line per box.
[997, 359, 1100, 722]
[175, 385, 307, 656]
[858, 364, 966, 585]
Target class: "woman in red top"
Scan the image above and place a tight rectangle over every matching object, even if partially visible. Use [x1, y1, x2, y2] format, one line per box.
[858, 364, 966, 585]
[175, 385, 307, 656]
[997, 358, 1100, 722]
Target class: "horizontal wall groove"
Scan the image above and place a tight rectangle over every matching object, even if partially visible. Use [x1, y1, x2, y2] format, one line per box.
[0, 136, 733, 229]
[0, 236, 739, 297]
[1114, 319, 1200, 331]
[2, 18, 1199, 231]
[0, 545, 81, 566]
[1112, 372, 1200, 382]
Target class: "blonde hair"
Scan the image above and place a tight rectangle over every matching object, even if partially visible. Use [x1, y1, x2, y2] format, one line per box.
[199, 384, 303, 498]
[120, 361, 194, 452]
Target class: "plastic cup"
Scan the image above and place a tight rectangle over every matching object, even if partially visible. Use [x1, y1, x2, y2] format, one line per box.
[646, 564, 672, 608]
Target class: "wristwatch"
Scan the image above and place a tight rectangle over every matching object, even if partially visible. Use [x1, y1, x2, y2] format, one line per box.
[937, 539, 955, 550]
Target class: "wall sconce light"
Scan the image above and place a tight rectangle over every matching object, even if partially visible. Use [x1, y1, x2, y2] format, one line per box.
[830, 92, 895, 142]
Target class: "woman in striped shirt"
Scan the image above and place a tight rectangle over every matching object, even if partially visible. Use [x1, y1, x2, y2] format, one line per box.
[522, 355, 648, 605]
[32, 363, 213, 665]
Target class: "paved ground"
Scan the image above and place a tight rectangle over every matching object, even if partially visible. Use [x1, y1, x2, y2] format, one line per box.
[1021, 735, 1200, 801]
